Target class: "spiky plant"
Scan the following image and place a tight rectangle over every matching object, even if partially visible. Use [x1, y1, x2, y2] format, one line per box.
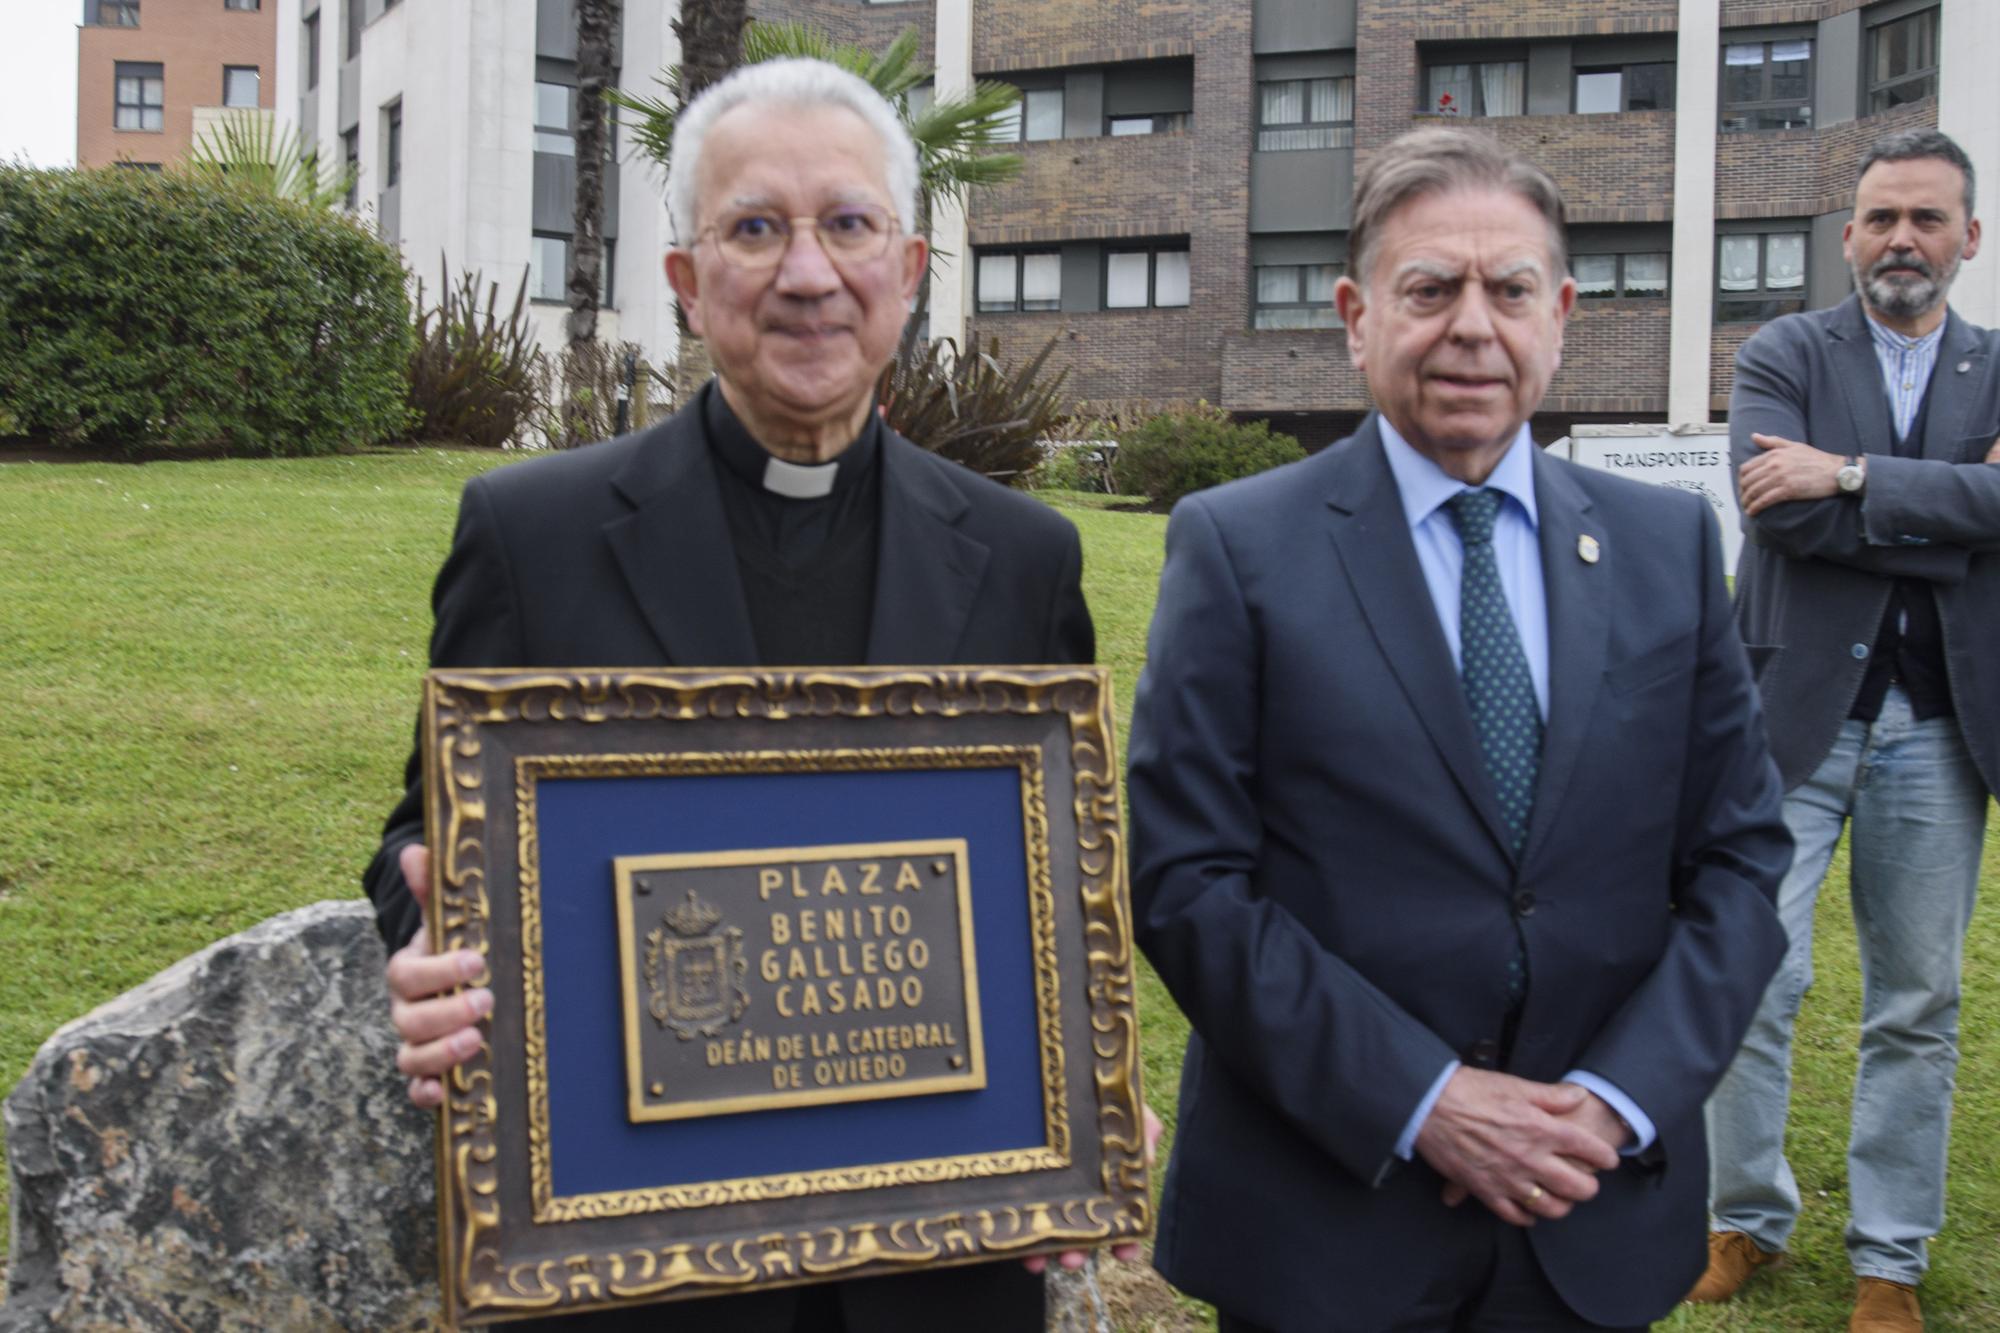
[184, 111, 353, 211]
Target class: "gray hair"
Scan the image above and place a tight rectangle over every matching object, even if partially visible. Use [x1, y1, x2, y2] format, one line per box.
[1349, 126, 1568, 286]
[665, 58, 920, 245]
[1857, 127, 1976, 219]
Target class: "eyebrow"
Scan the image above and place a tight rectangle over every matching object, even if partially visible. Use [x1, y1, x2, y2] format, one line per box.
[1392, 257, 1545, 284]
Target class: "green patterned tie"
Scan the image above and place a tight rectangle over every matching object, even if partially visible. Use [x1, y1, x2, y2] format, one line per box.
[1446, 487, 1541, 1010]
[1445, 488, 1542, 853]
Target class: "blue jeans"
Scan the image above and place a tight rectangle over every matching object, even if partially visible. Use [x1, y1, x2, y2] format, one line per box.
[1705, 686, 1988, 1284]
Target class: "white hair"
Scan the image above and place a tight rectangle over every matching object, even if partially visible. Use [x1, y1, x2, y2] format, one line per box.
[665, 58, 920, 245]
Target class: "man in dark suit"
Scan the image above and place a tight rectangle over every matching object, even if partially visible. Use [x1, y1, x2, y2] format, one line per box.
[1694, 128, 2000, 1333]
[1127, 127, 1791, 1332]
[365, 58, 1097, 1332]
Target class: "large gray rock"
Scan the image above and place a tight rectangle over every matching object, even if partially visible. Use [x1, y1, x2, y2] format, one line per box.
[2, 901, 1106, 1331]
[2, 901, 440, 1332]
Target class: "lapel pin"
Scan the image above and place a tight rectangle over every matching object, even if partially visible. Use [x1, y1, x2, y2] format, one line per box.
[1578, 534, 1601, 564]
[1958, 360, 1972, 374]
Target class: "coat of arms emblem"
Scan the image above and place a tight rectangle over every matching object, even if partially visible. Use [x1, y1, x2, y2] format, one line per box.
[642, 888, 749, 1039]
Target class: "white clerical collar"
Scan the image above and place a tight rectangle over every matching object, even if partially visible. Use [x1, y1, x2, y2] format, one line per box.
[760, 454, 840, 499]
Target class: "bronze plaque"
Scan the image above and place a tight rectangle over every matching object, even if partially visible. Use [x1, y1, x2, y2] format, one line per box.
[613, 839, 987, 1121]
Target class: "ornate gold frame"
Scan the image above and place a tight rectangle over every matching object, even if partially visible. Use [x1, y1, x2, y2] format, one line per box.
[422, 668, 1148, 1327]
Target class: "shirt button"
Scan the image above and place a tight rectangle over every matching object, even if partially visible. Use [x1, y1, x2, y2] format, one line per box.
[1852, 643, 1871, 660]
[1514, 891, 1537, 916]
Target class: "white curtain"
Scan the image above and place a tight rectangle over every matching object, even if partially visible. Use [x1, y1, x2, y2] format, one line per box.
[1257, 266, 1299, 304]
[977, 255, 1017, 310]
[1155, 251, 1190, 307]
[1304, 264, 1338, 302]
[1021, 254, 1061, 309]
[1572, 255, 1618, 297]
[1480, 61, 1525, 117]
[1719, 236, 1760, 292]
[1428, 64, 1473, 115]
[1106, 253, 1151, 308]
[1725, 43, 1765, 67]
[1624, 253, 1669, 297]
[1025, 89, 1064, 141]
[1261, 81, 1303, 125]
[1766, 235, 1806, 290]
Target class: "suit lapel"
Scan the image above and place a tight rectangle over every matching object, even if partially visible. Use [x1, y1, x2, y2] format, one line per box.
[1921, 310, 1992, 457]
[1829, 295, 1896, 453]
[1325, 420, 1517, 860]
[602, 406, 760, 666]
[864, 435, 990, 664]
[1520, 451, 1608, 868]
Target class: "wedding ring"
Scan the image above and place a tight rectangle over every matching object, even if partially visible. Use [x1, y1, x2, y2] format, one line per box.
[1525, 1185, 1545, 1203]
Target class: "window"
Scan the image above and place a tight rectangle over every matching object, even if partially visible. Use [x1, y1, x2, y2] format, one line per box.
[1253, 262, 1341, 329]
[902, 81, 932, 120]
[384, 102, 402, 188]
[992, 87, 1063, 142]
[223, 66, 259, 108]
[341, 127, 358, 210]
[1868, 8, 1939, 113]
[1425, 60, 1526, 118]
[1257, 77, 1354, 150]
[1720, 39, 1813, 131]
[91, 0, 140, 24]
[1108, 111, 1188, 136]
[1717, 231, 1807, 322]
[1574, 63, 1675, 113]
[114, 62, 164, 131]
[528, 235, 615, 305]
[344, 0, 362, 61]
[112, 160, 163, 171]
[534, 82, 573, 155]
[1106, 246, 1190, 309]
[1570, 252, 1669, 298]
[304, 13, 319, 89]
[976, 251, 1061, 312]
[224, 0, 260, 10]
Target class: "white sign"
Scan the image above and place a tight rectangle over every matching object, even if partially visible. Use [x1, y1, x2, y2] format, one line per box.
[1554, 425, 1742, 574]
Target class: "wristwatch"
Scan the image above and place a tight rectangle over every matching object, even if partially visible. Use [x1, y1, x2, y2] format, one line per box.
[1836, 455, 1867, 495]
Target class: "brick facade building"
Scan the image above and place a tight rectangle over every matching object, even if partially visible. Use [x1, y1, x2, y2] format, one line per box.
[755, 0, 1960, 448]
[77, 0, 277, 171]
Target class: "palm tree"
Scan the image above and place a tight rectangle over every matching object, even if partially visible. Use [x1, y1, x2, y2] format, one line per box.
[184, 110, 354, 211]
[565, 0, 618, 349]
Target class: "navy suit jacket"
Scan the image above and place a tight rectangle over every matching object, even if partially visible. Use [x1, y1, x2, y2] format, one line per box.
[1127, 419, 1789, 1331]
[360, 395, 1092, 1333]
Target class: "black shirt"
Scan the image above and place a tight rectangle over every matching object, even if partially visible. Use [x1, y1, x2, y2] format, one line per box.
[702, 382, 881, 667]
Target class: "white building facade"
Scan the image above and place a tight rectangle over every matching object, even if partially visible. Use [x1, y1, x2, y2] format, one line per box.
[277, 0, 680, 364]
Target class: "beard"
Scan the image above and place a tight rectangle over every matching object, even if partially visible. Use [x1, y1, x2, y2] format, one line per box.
[1856, 246, 1962, 321]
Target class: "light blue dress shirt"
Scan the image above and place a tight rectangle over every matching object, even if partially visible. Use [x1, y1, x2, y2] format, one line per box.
[1866, 315, 1944, 442]
[1373, 419, 1658, 1162]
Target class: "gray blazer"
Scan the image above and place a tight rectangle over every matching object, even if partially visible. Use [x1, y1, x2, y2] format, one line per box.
[1730, 294, 2000, 796]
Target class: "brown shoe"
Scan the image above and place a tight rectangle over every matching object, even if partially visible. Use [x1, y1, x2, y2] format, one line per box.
[1685, 1230, 1779, 1303]
[1850, 1278, 1922, 1332]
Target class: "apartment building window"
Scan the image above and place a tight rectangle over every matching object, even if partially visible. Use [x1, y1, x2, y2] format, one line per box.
[529, 234, 615, 305]
[341, 127, 358, 209]
[1575, 63, 1674, 113]
[113, 160, 163, 170]
[223, 66, 259, 108]
[224, 0, 260, 10]
[992, 87, 1063, 142]
[1718, 230, 1807, 322]
[90, 0, 140, 23]
[1258, 77, 1354, 150]
[1253, 262, 1341, 329]
[1108, 106, 1189, 136]
[344, 0, 361, 61]
[1572, 252, 1669, 298]
[384, 101, 402, 187]
[114, 63, 164, 131]
[1425, 59, 1525, 118]
[1720, 38, 1813, 131]
[976, 251, 1061, 312]
[534, 82, 575, 155]
[304, 13, 319, 89]
[1868, 7, 1939, 112]
[1106, 246, 1190, 309]
[902, 81, 932, 120]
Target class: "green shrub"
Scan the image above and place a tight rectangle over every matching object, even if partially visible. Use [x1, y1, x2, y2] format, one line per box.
[878, 332, 1067, 485]
[408, 266, 545, 448]
[1112, 402, 1306, 509]
[0, 166, 411, 455]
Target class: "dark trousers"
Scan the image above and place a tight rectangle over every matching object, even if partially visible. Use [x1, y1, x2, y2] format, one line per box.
[1217, 1222, 1647, 1333]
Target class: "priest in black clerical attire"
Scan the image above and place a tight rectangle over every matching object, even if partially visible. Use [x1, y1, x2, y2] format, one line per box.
[363, 56, 1100, 1333]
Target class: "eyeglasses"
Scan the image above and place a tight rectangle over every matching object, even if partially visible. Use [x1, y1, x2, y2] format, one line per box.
[695, 204, 901, 270]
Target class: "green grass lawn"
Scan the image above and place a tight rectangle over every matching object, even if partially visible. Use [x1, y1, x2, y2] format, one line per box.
[1, 459, 1995, 1330]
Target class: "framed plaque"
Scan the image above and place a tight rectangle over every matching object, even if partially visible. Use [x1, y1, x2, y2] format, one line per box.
[420, 667, 1149, 1326]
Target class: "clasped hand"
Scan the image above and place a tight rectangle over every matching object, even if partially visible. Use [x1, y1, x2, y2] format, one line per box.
[1413, 1066, 1628, 1227]
[384, 843, 1161, 1271]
